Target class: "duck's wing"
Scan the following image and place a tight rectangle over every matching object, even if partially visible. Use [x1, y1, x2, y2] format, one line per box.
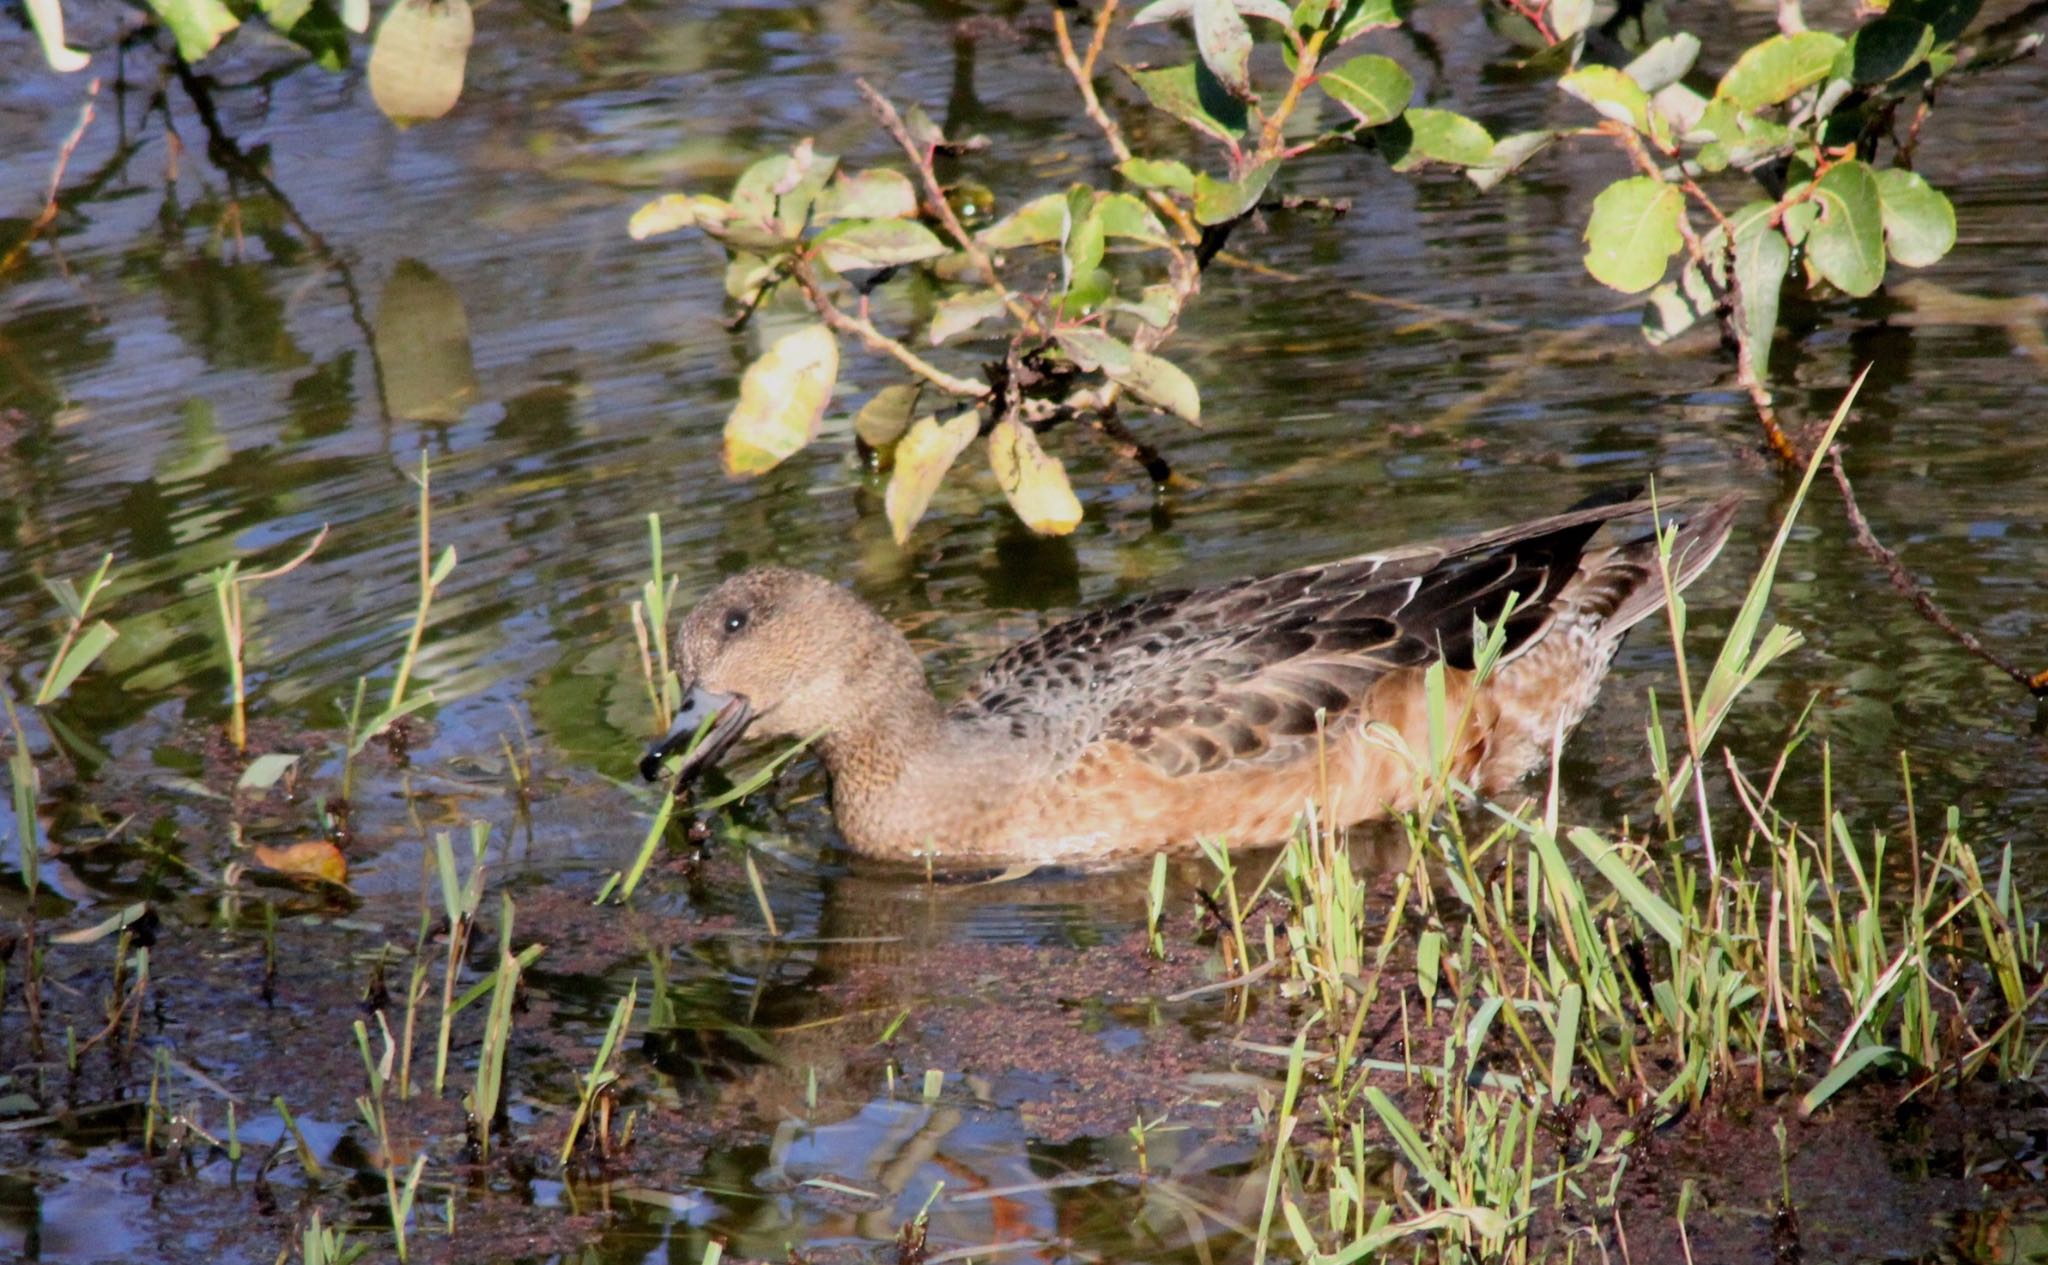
[956, 494, 1717, 777]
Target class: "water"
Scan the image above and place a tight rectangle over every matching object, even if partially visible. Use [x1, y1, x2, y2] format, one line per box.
[1, 1, 2045, 1260]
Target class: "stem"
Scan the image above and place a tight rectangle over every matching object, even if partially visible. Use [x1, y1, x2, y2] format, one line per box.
[790, 258, 989, 397]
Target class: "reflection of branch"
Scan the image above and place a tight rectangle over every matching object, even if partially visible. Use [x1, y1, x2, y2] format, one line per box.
[1830, 448, 2048, 697]
[789, 258, 988, 398]
[0, 79, 99, 277]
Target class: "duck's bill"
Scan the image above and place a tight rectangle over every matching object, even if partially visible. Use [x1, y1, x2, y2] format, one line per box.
[639, 685, 754, 787]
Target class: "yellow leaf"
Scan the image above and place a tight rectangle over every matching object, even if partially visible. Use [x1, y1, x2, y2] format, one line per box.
[253, 840, 349, 886]
[628, 193, 733, 240]
[367, 0, 474, 126]
[722, 325, 840, 476]
[885, 411, 980, 545]
[988, 420, 1082, 536]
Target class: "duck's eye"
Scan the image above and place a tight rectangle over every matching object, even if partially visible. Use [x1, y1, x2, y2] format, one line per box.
[723, 609, 749, 635]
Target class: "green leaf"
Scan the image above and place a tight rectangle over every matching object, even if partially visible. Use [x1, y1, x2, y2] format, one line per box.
[853, 384, 920, 459]
[1384, 108, 1495, 171]
[1560, 65, 1651, 132]
[815, 169, 918, 221]
[1714, 31, 1846, 110]
[1800, 1045, 1904, 1115]
[1117, 158, 1198, 195]
[1324, 0, 1407, 43]
[1062, 194, 1108, 288]
[1125, 61, 1250, 143]
[1319, 54, 1412, 126]
[1733, 209, 1790, 378]
[812, 219, 948, 272]
[1642, 264, 1715, 346]
[1838, 16, 1934, 85]
[885, 411, 981, 544]
[1624, 32, 1701, 93]
[977, 193, 1067, 249]
[1095, 193, 1173, 246]
[730, 146, 837, 236]
[26, 0, 91, 70]
[928, 288, 1010, 345]
[1055, 329, 1202, 422]
[40, 620, 117, 703]
[1108, 284, 1178, 328]
[723, 324, 839, 476]
[238, 753, 301, 791]
[1891, 0, 1982, 44]
[146, 0, 241, 62]
[1193, 160, 1277, 225]
[989, 420, 1084, 536]
[1566, 828, 1686, 951]
[1874, 168, 1955, 268]
[1467, 129, 1554, 192]
[1193, 0, 1256, 99]
[1582, 176, 1684, 294]
[1807, 160, 1886, 296]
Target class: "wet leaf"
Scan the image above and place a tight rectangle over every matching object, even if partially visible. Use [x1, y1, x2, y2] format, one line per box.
[1193, 0, 1256, 99]
[1193, 160, 1277, 225]
[368, 0, 474, 126]
[1125, 61, 1250, 143]
[1561, 65, 1650, 132]
[928, 289, 1011, 345]
[253, 840, 349, 886]
[146, 0, 240, 62]
[854, 384, 922, 459]
[238, 753, 301, 791]
[1319, 54, 1412, 126]
[1095, 193, 1173, 246]
[1807, 159, 1885, 296]
[815, 169, 918, 221]
[1838, 16, 1934, 85]
[1874, 168, 1955, 268]
[885, 411, 981, 544]
[628, 194, 734, 240]
[1582, 176, 1683, 293]
[813, 219, 947, 272]
[1384, 108, 1495, 170]
[1117, 158, 1198, 195]
[978, 193, 1068, 249]
[1713, 31, 1845, 110]
[723, 324, 839, 476]
[989, 421, 1084, 536]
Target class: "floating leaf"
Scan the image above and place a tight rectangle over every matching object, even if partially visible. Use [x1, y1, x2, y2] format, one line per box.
[254, 840, 349, 886]
[1125, 61, 1250, 143]
[1384, 108, 1495, 171]
[815, 169, 918, 221]
[1874, 168, 1956, 268]
[146, 0, 241, 62]
[854, 385, 921, 459]
[928, 289, 1011, 345]
[1096, 193, 1173, 246]
[1193, 0, 1256, 99]
[1714, 31, 1845, 110]
[1561, 65, 1651, 132]
[723, 324, 839, 476]
[367, 0, 474, 126]
[1193, 160, 1277, 225]
[989, 421, 1084, 536]
[1319, 54, 1412, 125]
[813, 219, 948, 272]
[1807, 159, 1886, 296]
[1582, 176, 1683, 294]
[885, 411, 981, 545]
[1117, 158, 1198, 195]
[978, 193, 1068, 249]
[238, 753, 301, 791]
[628, 194, 734, 240]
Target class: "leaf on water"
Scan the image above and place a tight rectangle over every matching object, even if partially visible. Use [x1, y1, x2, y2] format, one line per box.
[815, 169, 918, 221]
[628, 194, 734, 240]
[1124, 61, 1251, 143]
[854, 384, 922, 460]
[1582, 176, 1683, 294]
[1319, 54, 1413, 126]
[1806, 159, 1886, 296]
[813, 219, 948, 272]
[1560, 65, 1651, 132]
[1384, 108, 1495, 171]
[368, 0, 475, 126]
[989, 420, 1084, 536]
[1874, 168, 1956, 268]
[1713, 31, 1845, 110]
[723, 324, 840, 476]
[1193, 0, 1256, 99]
[238, 753, 302, 791]
[1095, 193, 1174, 246]
[145, 0, 241, 62]
[978, 193, 1069, 249]
[1117, 158, 1198, 195]
[885, 411, 981, 545]
[253, 840, 350, 886]
[928, 289, 1011, 345]
[1193, 160, 1277, 225]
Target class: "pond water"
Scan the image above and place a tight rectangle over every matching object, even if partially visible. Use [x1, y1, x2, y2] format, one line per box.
[1, 0, 2045, 1261]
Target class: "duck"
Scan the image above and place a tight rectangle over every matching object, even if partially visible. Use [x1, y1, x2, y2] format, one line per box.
[639, 489, 1740, 866]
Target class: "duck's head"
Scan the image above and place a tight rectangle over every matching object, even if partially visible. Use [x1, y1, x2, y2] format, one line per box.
[637, 567, 911, 788]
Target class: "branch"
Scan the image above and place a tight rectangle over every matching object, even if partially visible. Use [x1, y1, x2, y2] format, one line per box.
[790, 258, 989, 399]
[1051, 5, 1204, 247]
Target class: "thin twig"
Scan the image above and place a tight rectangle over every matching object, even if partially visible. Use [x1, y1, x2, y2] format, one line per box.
[0, 78, 100, 276]
[1051, 5, 1202, 246]
[790, 258, 988, 398]
[1828, 449, 2048, 696]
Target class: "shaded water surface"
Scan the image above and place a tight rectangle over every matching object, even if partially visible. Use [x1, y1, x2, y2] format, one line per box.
[1, 0, 2046, 1261]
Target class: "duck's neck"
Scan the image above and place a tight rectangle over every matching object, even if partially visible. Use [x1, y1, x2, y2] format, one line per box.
[809, 623, 952, 851]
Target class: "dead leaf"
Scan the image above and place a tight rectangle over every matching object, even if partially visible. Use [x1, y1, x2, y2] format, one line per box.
[253, 840, 349, 886]
[885, 411, 980, 545]
[723, 324, 840, 475]
[988, 420, 1083, 536]
[367, 0, 474, 126]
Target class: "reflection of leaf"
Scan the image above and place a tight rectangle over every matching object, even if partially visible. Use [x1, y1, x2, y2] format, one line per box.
[885, 412, 981, 545]
[375, 259, 478, 423]
[1582, 176, 1683, 294]
[989, 421, 1083, 536]
[723, 325, 839, 476]
[368, 0, 474, 126]
[254, 840, 349, 886]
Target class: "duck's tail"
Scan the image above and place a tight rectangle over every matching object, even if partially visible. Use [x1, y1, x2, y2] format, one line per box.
[1573, 492, 1743, 642]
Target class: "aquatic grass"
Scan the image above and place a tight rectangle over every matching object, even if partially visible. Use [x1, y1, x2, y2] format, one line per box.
[466, 893, 524, 1160]
[630, 512, 683, 732]
[560, 980, 637, 1167]
[1145, 852, 1169, 959]
[431, 821, 492, 1095]
[611, 727, 819, 903]
[301, 1210, 367, 1265]
[207, 526, 327, 753]
[32, 552, 118, 706]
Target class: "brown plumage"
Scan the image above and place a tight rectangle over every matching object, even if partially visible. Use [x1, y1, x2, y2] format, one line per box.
[641, 491, 1741, 866]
